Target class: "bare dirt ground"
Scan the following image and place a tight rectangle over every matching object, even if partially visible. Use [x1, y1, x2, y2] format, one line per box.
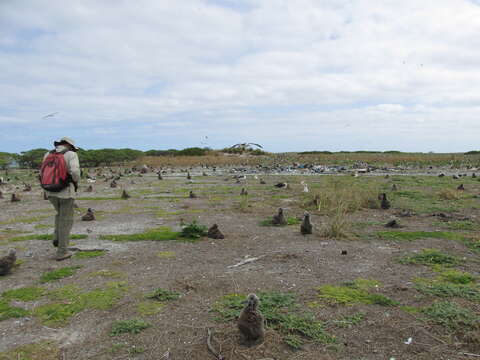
[1, 168, 479, 360]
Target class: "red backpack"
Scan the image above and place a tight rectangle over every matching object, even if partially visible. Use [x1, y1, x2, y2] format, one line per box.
[40, 151, 70, 192]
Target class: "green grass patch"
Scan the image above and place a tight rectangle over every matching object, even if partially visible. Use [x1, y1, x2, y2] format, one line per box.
[74, 250, 107, 259]
[436, 220, 479, 231]
[155, 209, 185, 217]
[87, 269, 125, 278]
[34, 224, 54, 230]
[145, 288, 181, 302]
[318, 278, 398, 306]
[180, 220, 207, 239]
[461, 236, 480, 254]
[110, 319, 151, 336]
[331, 312, 365, 328]
[422, 301, 479, 331]
[137, 301, 165, 316]
[400, 305, 421, 314]
[259, 217, 299, 227]
[2, 286, 45, 301]
[399, 249, 461, 267]
[7, 234, 87, 242]
[157, 251, 176, 258]
[100, 226, 181, 242]
[0, 341, 60, 360]
[414, 277, 480, 301]
[76, 197, 123, 201]
[40, 266, 82, 283]
[437, 268, 476, 284]
[0, 215, 51, 226]
[0, 299, 30, 321]
[35, 282, 127, 327]
[377, 231, 465, 242]
[212, 291, 335, 349]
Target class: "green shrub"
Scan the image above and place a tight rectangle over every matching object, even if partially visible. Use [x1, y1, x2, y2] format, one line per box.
[422, 301, 478, 330]
[180, 221, 207, 239]
[145, 288, 181, 302]
[40, 266, 82, 283]
[399, 249, 460, 267]
[213, 292, 334, 349]
[110, 319, 151, 336]
[2, 286, 45, 301]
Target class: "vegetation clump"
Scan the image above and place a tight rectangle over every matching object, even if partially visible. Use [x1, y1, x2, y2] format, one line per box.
[422, 301, 479, 330]
[318, 278, 398, 306]
[2, 286, 45, 301]
[74, 250, 107, 258]
[145, 288, 181, 302]
[100, 226, 180, 242]
[40, 266, 83, 283]
[413, 270, 480, 301]
[34, 282, 127, 327]
[7, 233, 87, 242]
[213, 291, 335, 349]
[180, 220, 207, 239]
[399, 249, 461, 267]
[0, 341, 60, 360]
[377, 231, 464, 242]
[0, 299, 30, 321]
[110, 319, 151, 336]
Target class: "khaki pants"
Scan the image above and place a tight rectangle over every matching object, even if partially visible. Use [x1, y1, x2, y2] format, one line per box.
[48, 197, 74, 257]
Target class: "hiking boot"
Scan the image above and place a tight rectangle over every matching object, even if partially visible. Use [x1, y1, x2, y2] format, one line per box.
[56, 252, 73, 261]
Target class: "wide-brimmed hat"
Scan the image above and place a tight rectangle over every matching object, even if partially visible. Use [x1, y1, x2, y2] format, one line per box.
[54, 136, 77, 151]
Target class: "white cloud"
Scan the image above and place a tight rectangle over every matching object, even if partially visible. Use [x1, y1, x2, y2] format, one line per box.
[1, 0, 480, 152]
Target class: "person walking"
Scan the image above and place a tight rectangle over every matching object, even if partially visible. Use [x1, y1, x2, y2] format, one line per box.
[40, 137, 80, 260]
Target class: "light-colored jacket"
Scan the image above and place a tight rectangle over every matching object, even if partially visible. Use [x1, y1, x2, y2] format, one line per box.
[43, 148, 81, 199]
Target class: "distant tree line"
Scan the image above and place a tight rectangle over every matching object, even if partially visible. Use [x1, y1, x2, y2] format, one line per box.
[5, 147, 217, 169]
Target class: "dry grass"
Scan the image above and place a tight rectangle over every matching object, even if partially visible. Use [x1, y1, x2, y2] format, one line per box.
[308, 177, 380, 215]
[320, 206, 351, 239]
[438, 189, 461, 200]
[134, 152, 480, 168]
[138, 154, 267, 167]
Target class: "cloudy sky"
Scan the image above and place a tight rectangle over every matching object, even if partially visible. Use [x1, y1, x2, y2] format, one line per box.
[1, 0, 480, 153]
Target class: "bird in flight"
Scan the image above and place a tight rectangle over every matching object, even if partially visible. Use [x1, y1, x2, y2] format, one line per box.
[42, 112, 59, 119]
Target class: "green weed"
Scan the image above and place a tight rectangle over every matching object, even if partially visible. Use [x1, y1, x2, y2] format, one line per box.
[7, 234, 87, 242]
[437, 269, 475, 284]
[2, 286, 45, 301]
[318, 278, 398, 306]
[0, 341, 60, 360]
[87, 270, 125, 278]
[74, 250, 107, 259]
[0, 299, 29, 321]
[331, 312, 365, 328]
[212, 292, 334, 349]
[110, 319, 151, 336]
[259, 217, 300, 226]
[35, 282, 127, 327]
[414, 277, 480, 301]
[40, 266, 82, 283]
[377, 231, 464, 242]
[145, 288, 180, 302]
[157, 251, 175, 258]
[422, 301, 478, 330]
[180, 220, 207, 239]
[137, 301, 164, 316]
[399, 249, 461, 267]
[100, 226, 180, 242]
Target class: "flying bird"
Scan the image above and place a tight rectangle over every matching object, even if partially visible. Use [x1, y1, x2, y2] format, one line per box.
[42, 112, 59, 119]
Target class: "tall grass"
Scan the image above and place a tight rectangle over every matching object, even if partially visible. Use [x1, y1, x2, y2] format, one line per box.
[307, 177, 380, 215]
[320, 206, 351, 239]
